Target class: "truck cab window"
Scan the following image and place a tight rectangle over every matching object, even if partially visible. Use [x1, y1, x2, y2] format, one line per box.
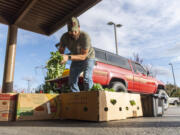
[107, 54, 131, 70]
[131, 62, 138, 73]
[94, 48, 106, 61]
[135, 63, 147, 75]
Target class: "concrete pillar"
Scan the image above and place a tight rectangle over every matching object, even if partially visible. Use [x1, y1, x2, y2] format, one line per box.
[2, 25, 18, 93]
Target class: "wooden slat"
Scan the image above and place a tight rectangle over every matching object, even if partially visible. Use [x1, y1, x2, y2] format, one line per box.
[28, 4, 67, 17]
[26, 10, 64, 24]
[0, 11, 14, 23]
[23, 13, 56, 24]
[0, 0, 22, 8]
[0, 0, 102, 35]
[59, 0, 80, 7]
[41, 1, 71, 13]
[0, 0, 23, 5]
[0, 3, 19, 12]
[0, 15, 9, 25]
[48, 0, 101, 35]
[13, 0, 38, 24]
[53, 0, 77, 9]
[18, 23, 46, 35]
[30, 0, 73, 17]
[20, 14, 54, 28]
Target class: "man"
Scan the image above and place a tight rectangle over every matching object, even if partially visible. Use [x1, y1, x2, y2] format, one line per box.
[57, 17, 95, 92]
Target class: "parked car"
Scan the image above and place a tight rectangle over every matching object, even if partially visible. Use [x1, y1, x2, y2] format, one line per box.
[169, 97, 180, 106]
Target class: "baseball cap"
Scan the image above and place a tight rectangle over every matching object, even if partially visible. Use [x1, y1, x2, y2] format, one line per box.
[67, 17, 79, 32]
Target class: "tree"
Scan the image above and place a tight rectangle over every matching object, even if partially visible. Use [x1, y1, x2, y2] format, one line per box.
[131, 53, 143, 64]
[130, 53, 159, 77]
[165, 83, 180, 97]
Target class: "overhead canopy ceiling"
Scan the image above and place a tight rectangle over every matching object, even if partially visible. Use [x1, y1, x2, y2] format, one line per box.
[0, 0, 101, 35]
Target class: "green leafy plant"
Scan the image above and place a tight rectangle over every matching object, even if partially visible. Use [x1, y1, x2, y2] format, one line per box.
[60, 84, 71, 93]
[129, 100, 136, 106]
[43, 51, 65, 93]
[91, 83, 115, 92]
[104, 88, 115, 92]
[45, 51, 65, 80]
[110, 99, 117, 105]
[91, 83, 103, 91]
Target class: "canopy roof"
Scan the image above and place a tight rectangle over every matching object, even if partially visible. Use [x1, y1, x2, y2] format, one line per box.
[0, 0, 101, 35]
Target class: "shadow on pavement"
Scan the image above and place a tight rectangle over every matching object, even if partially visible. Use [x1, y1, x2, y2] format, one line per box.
[0, 118, 180, 128]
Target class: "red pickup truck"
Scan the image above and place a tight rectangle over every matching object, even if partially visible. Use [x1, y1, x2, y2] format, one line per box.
[93, 48, 165, 94]
[53, 48, 164, 93]
[48, 47, 169, 112]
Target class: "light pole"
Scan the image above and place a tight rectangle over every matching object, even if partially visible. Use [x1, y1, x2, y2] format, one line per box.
[107, 21, 122, 55]
[169, 63, 177, 93]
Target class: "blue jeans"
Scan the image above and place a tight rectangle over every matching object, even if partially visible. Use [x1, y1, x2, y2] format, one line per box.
[69, 59, 95, 92]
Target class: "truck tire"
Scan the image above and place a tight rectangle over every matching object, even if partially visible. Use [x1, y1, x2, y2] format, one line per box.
[110, 82, 127, 92]
[158, 89, 169, 111]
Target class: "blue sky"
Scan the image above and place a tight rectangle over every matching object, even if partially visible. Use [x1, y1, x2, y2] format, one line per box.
[1, 0, 180, 92]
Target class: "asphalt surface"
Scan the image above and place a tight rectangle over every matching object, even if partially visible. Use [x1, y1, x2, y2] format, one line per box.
[0, 106, 180, 135]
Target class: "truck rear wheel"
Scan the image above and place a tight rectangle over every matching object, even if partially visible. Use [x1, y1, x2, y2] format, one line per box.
[110, 82, 127, 92]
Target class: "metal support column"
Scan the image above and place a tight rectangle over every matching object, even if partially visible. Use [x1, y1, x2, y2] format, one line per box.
[2, 25, 18, 93]
[113, 24, 118, 55]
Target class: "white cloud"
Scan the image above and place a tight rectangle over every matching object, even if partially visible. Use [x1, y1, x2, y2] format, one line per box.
[171, 56, 180, 63]
[123, 0, 180, 29]
[76, 0, 179, 63]
[152, 66, 171, 76]
[51, 0, 180, 61]
[22, 76, 37, 83]
[144, 64, 171, 77]
[167, 44, 180, 55]
[50, 0, 180, 86]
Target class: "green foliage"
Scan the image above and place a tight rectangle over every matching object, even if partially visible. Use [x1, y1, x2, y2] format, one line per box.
[104, 88, 115, 92]
[90, 83, 115, 92]
[110, 99, 117, 105]
[60, 84, 71, 93]
[165, 83, 180, 97]
[35, 84, 43, 93]
[43, 51, 65, 93]
[91, 83, 103, 91]
[129, 100, 136, 106]
[45, 51, 65, 80]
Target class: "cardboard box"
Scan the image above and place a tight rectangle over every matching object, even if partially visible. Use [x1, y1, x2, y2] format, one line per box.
[61, 91, 143, 121]
[0, 93, 17, 121]
[126, 93, 143, 118]
[16, 94, 61, 121]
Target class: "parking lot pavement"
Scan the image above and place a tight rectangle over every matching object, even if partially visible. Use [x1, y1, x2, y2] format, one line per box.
[0, 106, 180, 135]
[164, 105, 180, 116]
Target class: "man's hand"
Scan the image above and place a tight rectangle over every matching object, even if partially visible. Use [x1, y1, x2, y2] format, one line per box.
[61, 54, 68, 64]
